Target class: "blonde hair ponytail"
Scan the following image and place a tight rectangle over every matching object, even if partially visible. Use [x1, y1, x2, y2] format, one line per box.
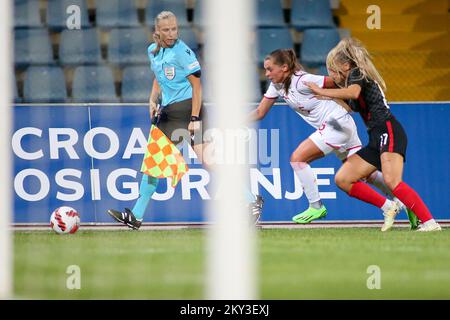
[332, 38, 386, 92]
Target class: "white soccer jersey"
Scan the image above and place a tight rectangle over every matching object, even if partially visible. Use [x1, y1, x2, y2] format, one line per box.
[264, 72, 348, 129]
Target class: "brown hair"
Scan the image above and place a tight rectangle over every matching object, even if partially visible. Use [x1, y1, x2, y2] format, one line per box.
[265, 49, 303, 93]
[328, 38, 386, 92]
[151, 11, 177, 56]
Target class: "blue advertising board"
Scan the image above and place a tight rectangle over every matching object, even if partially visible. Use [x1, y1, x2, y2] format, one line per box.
[13, 103, 450, 223]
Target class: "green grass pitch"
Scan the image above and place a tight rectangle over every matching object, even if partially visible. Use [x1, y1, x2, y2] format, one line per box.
[14, 227, 450, 299]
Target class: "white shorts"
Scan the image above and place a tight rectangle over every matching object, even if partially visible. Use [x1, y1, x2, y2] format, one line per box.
[309, 113, 362, 161]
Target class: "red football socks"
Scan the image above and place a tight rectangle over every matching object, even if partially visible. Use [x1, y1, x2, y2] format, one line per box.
[349, 181, 386, 208]
[392, 182, 432, 223]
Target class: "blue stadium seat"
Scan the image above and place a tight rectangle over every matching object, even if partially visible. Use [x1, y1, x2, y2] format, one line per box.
[14, 28, 53, 68]
[251, 70, 263, 102]
[257, 0, 285, 27]
[59, 28, 101, 65]
[14, 0, 42, 28]
[201, 66, 261, 102]
[192, 0, 205, 28]
[23, 66, 68, 102]
[108, 28, 149, 66]
[121, 66, 154, 103]
[72, 66, 119, 102]
[146, 0, 189, 27]
[47, 0, 90, 31]
[179, 27, 199, 51]
[257, 28, 293, 64]
[291, 0, 335, 31]
[198, 65, 212, 102]
[317, 64, 328, 76]
[96, 0, 140, 28]
[14, 75, 21, 103]
[300, 28, 340, 67]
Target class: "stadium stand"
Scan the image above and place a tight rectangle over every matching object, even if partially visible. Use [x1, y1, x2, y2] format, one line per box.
[250, 69, 264, 102]
[14, 28, 53, 68]
[72, 66, 119, 102]
[96, 0, 140, 29]
[14, 0, 450, 102]
[46, 0, 90, 31]
[146, 0, 189, 27]
[337, 0, 450, 100]
[14, 74, 21, 103]
[202, 65, 261, 102]
[179, 27, 199, 52]
[257, 0, 286, 28]
[192, 0, 205, 28]
[121, 65, 154, 103]
[300, 28, 340, 68]
[317, 64, 328, 76]
[257, 28, 294, 65]
[59, 28, 102, 66]
[108, 27, 149, 66]
[23, 66, 68, 102]
[14, 0, 42, 29]
[291, 0, 335, 30]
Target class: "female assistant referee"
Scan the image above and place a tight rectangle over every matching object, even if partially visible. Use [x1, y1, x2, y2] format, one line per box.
[107, 11, 263, 229]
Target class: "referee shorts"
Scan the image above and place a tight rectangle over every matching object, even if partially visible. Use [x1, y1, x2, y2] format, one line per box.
[156, 98, 209, 146]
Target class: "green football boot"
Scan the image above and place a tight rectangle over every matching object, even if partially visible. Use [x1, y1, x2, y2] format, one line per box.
[292, 206, 327, 224]
[406, 208, 420, 230]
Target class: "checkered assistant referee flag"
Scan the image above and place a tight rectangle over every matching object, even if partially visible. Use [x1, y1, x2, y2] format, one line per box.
[141, 125, 189, 188]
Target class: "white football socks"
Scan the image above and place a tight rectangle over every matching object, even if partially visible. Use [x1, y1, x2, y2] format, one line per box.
[368, 171, 406, 211]
[368, 171, 392, 197]
[381, 199, 395, 212]
[291, 162, 321, 206]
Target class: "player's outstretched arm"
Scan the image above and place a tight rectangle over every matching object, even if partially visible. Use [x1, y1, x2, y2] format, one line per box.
[306, 82, 361, 100]
[248, 97, 276, 122]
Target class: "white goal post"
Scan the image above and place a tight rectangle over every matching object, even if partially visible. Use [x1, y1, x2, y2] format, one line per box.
[205, 0, 257, 299]
[0, 0, 13, 300]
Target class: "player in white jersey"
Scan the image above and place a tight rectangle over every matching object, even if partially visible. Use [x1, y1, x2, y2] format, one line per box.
[249, 48, 400, 224]
[264, 70, 362, 162]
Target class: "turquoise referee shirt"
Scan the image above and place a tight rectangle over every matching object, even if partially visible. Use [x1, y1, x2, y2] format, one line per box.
[148, 39, 201, 107]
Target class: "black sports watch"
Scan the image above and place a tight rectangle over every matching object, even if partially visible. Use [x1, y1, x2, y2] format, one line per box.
[190, 116, 201, 122]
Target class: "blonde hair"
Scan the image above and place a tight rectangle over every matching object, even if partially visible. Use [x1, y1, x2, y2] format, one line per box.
[151, 11, 177, 55]
[328, 38, 386, 92]
[265, 48, 303, 93]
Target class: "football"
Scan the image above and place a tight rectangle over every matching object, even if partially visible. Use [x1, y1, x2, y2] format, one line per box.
[50, 206, 80, 234]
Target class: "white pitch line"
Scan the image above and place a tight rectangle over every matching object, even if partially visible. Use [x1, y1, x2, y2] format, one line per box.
[12, 221, 450, 231]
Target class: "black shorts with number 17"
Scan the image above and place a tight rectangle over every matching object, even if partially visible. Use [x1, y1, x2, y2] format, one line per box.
[356, 116, 407, 171]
